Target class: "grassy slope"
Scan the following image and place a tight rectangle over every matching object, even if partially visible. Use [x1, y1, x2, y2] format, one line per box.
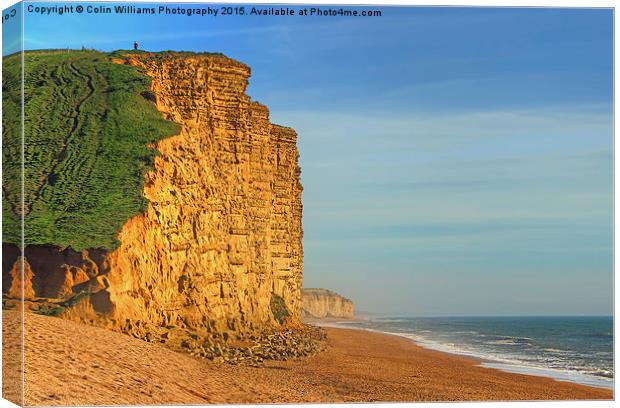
[2, 50, 180, 251]
[2, 53, 22, 248]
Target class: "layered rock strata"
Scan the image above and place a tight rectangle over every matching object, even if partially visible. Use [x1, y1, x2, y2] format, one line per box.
[104, 53, 304, 334]
[3, 53, 304, 338]
[301, 288, 354, 318]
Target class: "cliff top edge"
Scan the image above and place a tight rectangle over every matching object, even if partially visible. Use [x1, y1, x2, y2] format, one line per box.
[302, 288, 353, 302]
[6, 49, 249, 70]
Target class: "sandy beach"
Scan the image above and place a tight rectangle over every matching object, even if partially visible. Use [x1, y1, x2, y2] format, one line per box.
[2, 310, 612, 405]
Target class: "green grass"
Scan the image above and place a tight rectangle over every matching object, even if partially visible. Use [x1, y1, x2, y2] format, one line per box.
[2, 52, 22, 247]
[2, 50, 180, 251]
[270, 293, 290, 325]
[34, 305, 65, 317]
[108, 49, 225, 59]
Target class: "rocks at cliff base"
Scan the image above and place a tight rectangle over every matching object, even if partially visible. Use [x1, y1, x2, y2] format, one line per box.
[120, 311, 326, 366]
[110, 315, 326, 366]
[184, 326, 327, 365]
[301, 288, 354, 318]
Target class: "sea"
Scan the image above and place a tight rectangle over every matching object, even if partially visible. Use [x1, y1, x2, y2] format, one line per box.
[322, 316, 614, 389]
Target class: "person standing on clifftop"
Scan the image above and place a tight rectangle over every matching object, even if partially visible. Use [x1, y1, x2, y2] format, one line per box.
[134, 41, 138, 50]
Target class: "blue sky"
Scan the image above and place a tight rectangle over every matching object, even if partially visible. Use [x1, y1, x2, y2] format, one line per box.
[7, 4, 614, 315]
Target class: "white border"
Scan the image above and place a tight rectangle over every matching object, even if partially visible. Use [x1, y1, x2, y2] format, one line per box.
[0, 1, 615, 408]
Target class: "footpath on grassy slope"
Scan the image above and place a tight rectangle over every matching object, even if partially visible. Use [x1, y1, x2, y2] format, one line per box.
[2, 50, 180, 251]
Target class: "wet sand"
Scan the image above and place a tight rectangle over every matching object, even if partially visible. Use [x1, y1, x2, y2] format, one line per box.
[2, 311, 612, 405]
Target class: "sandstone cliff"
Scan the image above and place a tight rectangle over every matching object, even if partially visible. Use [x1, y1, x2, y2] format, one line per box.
[3, 52, 304, 337]
[301, 289, 354, 319]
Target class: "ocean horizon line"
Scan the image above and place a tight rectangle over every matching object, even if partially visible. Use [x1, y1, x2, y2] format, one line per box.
[356, 313, 613, 319]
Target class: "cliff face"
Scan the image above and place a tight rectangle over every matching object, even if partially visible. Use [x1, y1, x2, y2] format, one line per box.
[301, 289, 354, 319]
[4, 53, 304, 335]
[104, 54, 304, 333]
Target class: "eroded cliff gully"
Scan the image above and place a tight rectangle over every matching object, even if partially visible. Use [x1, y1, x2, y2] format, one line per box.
[3, 53, 310, 358]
